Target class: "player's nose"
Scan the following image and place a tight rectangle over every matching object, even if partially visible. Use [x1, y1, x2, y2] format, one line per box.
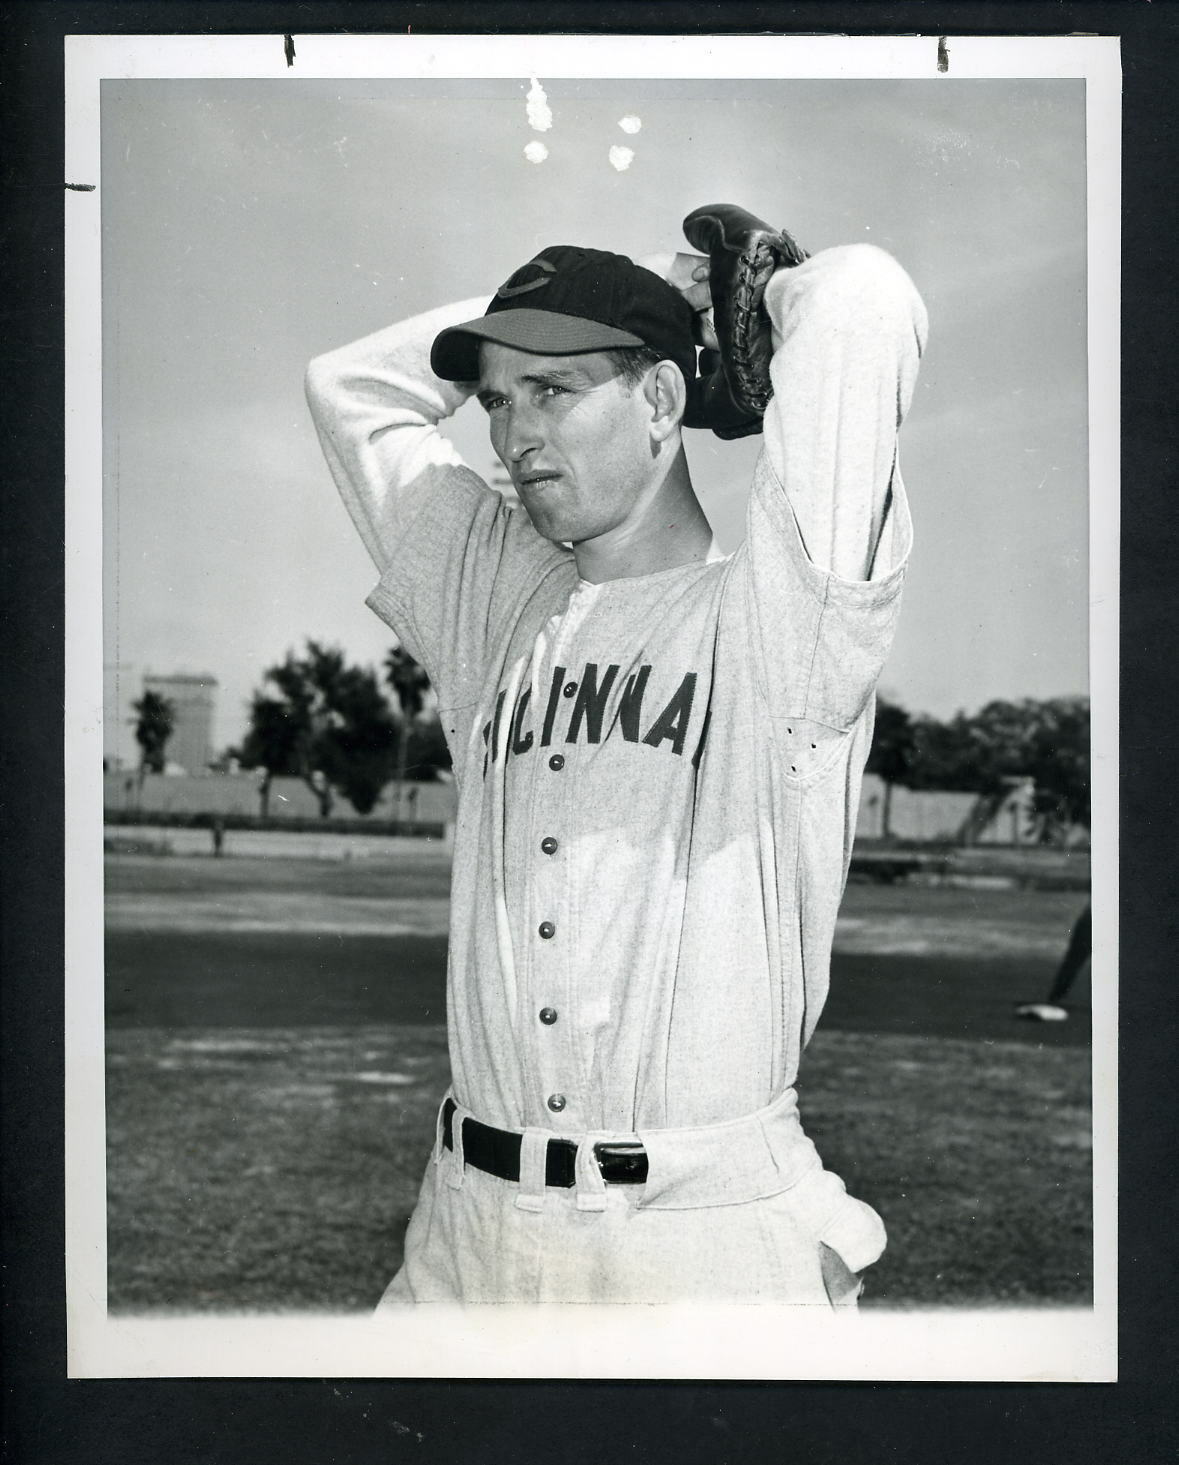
[502, 402, 544, 463]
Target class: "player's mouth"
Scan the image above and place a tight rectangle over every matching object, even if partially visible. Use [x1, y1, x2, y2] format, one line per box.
[516, 471, 563, 492]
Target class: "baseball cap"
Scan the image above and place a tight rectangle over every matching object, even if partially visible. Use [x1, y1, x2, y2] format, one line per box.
[430, 245, 699, 386]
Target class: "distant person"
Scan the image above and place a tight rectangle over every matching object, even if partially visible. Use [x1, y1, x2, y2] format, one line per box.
[1016, 901, 1092, 1022]
[210, 815, 225, 858]
[307, 205, 927, 1306]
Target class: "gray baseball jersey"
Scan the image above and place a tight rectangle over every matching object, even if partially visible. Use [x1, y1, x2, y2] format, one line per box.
[307, 243, 928, 1303]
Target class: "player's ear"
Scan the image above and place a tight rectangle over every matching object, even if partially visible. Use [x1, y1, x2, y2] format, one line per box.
[645, 360, 687, 442]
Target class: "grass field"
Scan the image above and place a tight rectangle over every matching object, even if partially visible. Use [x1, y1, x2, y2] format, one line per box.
[104, 848, 1093, 1313]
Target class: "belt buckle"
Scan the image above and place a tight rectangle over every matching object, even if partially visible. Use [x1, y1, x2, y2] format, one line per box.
[593, 1141, 649, 1185]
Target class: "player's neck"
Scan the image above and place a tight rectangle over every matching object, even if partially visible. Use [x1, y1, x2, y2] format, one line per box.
[573, 453, 715, 583]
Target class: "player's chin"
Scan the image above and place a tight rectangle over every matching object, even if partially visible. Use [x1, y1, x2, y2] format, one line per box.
[521, 503, 579, 545]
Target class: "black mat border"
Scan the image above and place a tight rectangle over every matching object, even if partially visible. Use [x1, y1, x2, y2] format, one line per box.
[3, 4, 1174, 1462]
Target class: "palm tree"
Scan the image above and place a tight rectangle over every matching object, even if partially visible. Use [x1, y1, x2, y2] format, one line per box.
[384, 646, 431, 824]
[131, 690, 176, 795]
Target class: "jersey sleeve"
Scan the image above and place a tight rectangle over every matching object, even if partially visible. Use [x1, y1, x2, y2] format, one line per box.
[304, 299, 568, 713]
[735, 244, 928, 746]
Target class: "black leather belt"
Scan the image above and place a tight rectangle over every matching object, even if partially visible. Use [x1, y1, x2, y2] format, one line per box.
[442, 1098, 648, 1187]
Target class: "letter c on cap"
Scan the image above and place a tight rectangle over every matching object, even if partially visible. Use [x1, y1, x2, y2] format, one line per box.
[497, 258, 557, 298]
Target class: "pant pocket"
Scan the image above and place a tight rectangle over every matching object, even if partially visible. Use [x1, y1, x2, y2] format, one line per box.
[759, 1164, 885, 1305]
[786, 1164, 886, 1271]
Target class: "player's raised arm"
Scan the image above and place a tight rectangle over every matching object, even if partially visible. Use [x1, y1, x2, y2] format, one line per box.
[680, 205, 927, 582]
[760, 239, 927, 582]
[304, 297, 489, 572]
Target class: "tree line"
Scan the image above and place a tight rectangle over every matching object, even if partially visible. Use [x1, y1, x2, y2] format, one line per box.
[231, 641, 450, 818]
[129, 646, 1089, 840]
[126, 641, 450, 818]
[866, 694, 1090, 842]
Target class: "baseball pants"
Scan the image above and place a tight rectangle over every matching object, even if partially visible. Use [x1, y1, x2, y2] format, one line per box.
[376, 1087, 884, 1306]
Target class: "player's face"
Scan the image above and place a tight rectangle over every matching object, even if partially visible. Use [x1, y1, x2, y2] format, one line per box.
[477, 342, 659, 547]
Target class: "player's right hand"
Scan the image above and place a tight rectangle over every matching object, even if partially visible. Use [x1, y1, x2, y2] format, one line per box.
[636, 250, 717, 349]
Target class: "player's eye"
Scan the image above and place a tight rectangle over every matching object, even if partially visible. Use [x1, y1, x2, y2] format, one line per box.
[538, 383, 569, 399]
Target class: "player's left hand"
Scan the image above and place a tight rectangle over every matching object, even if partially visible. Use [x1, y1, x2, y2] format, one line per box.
[636, 250, 717, 350]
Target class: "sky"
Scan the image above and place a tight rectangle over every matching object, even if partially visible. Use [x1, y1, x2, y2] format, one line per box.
[100, 75, 1090, 761]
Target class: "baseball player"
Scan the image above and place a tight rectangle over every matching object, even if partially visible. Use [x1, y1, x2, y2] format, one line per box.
[306, 205, 928, 1305]
[1016, 901, 1092, 1021]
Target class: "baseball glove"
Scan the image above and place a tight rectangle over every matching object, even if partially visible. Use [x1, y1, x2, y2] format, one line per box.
[681, 203, 808, 440]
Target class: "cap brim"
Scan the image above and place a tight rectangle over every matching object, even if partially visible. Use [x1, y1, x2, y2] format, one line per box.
[431, 309, 646, 382]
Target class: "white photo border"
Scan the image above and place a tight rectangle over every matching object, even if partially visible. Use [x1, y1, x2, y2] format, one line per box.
[65, 31, 1120, 1381]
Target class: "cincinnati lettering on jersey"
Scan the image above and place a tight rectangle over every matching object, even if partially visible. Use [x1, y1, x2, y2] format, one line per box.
[481, 662, 711, 776]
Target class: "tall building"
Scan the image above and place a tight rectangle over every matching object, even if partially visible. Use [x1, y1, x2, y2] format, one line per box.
[141, 672, 219, 773]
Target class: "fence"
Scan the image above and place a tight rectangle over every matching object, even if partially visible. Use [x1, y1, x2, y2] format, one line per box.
[104, 770, 1088, 849]
[854, 774, 1089, 848]
[103, 771, 457, 830]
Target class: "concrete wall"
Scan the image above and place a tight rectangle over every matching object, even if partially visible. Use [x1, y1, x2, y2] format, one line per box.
[103, 771, 458, 825]
[105, 769, 1086, 848]
[855, 773, 1088, 847]
[856, 775, 976, 842]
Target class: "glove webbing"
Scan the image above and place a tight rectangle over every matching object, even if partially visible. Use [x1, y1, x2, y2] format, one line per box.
[726, 237, 786, 416]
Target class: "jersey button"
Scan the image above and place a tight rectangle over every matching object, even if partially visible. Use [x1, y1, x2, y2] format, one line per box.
[538, 921, 556, 940]
[547, 1093, 567, 1113]
[539, 1007, 558, 1025]
[562, 681, 578, 698]
[548, 754, 565, 771]
[540, 836, 558, 855]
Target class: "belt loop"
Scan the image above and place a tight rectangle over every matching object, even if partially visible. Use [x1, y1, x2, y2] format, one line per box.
[574, 1135, 608, 1212]
[515, 1129, 549, 1212]
[432, 1094, 449, 1166]
[446, 1107, 467, 1191]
